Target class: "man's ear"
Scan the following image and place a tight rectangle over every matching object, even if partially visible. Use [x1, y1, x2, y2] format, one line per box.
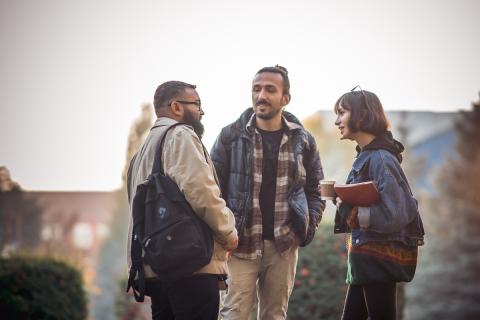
[282, 93, 291, 106]
[169, 101, 183, 117]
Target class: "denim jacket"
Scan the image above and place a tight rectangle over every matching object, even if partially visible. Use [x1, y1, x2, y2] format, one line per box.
[334, 144, 425, 248]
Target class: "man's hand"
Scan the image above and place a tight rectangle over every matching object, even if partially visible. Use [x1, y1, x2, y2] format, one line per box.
[347, 206, 360, 229]
[224, 235, 238, 252]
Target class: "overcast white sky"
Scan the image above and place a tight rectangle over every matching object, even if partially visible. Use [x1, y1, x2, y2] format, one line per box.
[1, 0, 479, 191]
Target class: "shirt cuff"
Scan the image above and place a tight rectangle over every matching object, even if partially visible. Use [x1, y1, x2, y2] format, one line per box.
[358, 207, 370, 229]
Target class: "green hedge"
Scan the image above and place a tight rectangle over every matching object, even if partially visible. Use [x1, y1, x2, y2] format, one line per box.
[0, 256, 87, 320]
[288, 222, 348, 320]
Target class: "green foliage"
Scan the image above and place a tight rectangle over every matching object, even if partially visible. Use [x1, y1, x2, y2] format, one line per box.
[288, 222, 348, 320]
[0, 256, 87, 320]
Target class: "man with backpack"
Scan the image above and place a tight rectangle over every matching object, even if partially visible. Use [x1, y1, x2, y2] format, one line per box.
[126, 81, 238, 320]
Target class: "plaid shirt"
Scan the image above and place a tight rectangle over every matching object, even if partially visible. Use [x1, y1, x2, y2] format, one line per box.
[234, 114, 302, 259]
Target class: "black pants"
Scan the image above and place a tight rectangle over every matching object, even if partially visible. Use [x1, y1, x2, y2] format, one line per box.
[146, 274, 220, 320]
[342, 283, 397, 320]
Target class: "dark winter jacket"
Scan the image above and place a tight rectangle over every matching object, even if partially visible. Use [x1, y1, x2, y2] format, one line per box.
[210, 108, 325, 246]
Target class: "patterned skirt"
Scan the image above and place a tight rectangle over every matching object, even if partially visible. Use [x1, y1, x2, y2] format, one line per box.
[345, 234, 418, 285]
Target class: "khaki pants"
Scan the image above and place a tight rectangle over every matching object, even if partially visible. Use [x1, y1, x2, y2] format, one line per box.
[220, 240, 298, 320]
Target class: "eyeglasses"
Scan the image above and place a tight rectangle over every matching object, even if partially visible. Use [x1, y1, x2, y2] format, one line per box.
[350, 85, 369, 108]
[351, 85, 366, 98]
[351, 85, 364, 93]
[169, 100, 203, 112]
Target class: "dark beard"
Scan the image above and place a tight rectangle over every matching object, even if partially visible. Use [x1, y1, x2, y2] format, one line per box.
[183, 110, 205, 139]
[256, 112, 275, 120]
[255, 107, 282, 120]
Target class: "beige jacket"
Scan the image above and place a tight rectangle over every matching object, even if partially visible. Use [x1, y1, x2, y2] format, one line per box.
[127, 117, 238, 278]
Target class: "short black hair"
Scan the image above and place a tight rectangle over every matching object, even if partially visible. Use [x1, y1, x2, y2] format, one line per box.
[255, 65, 291, 99]
[153, 81, 196, 117]
[334, 90, 389, 135]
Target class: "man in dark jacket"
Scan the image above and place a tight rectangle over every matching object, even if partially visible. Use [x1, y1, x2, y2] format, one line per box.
[210, 65, 325, 319]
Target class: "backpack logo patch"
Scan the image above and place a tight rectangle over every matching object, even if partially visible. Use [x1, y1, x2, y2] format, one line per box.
[158, 207, 167, 219]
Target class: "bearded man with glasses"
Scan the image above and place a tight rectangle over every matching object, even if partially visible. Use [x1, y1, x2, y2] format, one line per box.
[126, 81, 238, 320]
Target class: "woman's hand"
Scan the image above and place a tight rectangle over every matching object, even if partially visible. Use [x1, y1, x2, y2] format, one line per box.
[337, 197, 360, 229]
[347, 206, 360, 229]
[335, 197, 342, 210]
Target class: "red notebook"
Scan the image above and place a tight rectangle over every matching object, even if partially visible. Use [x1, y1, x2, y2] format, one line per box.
[334, 181, 380, 207]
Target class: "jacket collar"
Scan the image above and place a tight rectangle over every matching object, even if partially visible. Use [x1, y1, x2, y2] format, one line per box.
[152, 117, 178, 129]
[352, 151, 371, 172]
[355, 131, 404, 163]
[237, 108, 303, 135]
[352, 131, 404, 171]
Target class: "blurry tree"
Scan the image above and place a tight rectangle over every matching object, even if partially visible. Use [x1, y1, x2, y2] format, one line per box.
[122, 103, 154, 182]
[437, 94, 480, 310]
[437, 94, 480, 234]
[409, 93, 480, 319]
[93, 103, 153, 320]
[0, 167, 43, 253]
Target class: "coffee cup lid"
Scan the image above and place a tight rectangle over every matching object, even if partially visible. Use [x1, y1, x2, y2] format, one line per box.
[320, 179, 336, 184]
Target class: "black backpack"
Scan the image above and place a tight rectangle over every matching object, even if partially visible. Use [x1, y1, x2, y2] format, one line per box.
[126, 123, 214, 302]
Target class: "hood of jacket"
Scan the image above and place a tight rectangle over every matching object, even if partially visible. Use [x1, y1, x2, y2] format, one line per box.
[356, 131, 404, 163]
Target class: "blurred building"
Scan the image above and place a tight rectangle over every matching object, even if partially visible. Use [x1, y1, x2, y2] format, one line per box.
[0, 190, 117, 255]
[33, 191, 116, 250]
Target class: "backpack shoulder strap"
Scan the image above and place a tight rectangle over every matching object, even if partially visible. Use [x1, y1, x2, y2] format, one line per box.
[152, 122, 208, 175]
